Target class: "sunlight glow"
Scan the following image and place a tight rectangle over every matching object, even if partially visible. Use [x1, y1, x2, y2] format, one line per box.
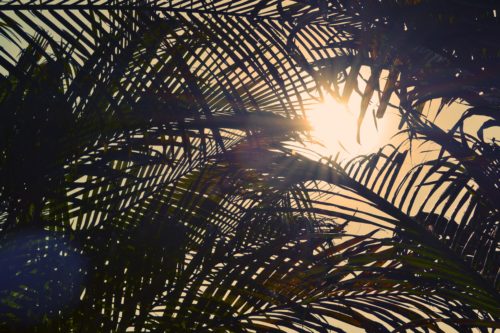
[305, 91, 398, 158]
[306, 94, 356, 154]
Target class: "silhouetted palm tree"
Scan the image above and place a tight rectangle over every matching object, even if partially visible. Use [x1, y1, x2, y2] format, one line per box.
[0, 1, 498, 332]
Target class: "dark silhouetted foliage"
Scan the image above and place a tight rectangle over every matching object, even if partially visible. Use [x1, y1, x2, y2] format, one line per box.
[0, 1, 498, 332]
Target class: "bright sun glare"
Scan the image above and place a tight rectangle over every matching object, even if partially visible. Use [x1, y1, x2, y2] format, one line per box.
[305, 92, 397, 157]
[307, 94, 356, 152]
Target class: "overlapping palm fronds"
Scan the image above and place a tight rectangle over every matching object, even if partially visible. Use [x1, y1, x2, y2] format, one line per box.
[0, 1, 498, 332]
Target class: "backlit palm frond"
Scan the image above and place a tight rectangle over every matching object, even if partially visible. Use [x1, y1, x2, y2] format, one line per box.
[50, 141, 500, 331]
[167, 140, 499, 330]
[0, 3, 317, 232]
[402, 114, 500, 203]
[284, 1, 500, 139]
[180, 143, 500, 331]
[3, 118, 498, 332]
[343, 143, 498, 286]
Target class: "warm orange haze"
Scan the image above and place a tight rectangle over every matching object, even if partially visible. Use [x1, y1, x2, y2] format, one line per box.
[0, 1, 498, 332]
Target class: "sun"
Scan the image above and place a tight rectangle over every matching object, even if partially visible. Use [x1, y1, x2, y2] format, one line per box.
[304, 92, 397, 157]
[306, 94, 358, 155]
